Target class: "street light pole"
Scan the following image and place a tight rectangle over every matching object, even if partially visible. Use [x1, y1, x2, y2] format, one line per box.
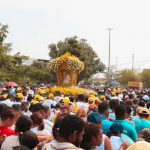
[107, 28, 113, 83]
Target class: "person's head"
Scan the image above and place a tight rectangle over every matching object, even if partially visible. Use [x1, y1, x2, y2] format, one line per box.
[98, 102, 109, 117]
[30, 112, 44, 130]
[21, 102, 29, 113]
[81, 123, 103, 150]
[138, 128, 150, 143]
[138, 107, 150, 119]
[47, 93, 54, 99]
[52, 117, 63, 141]
[129, 94, 134, 99]
[115, 105, 127, 120]
[15, 93, 23, 102]
[133, 99, 138, 105]
[1, 108, 17, 127]
[29, 103, 44, 113]
[138, 101, 145, 107]
[59, 114, 84, 147]
[108, 123, 123, 137]
[88, 96, 95, 104]
[126, 105, 132, 119]
[126, 141, 150, 150]
[27, 95, 33, 103]
[76, 108, 87, 122]
[87, 112, 102, 128]
[42, 105, 50, 119]
[22, 91, 28, 97]
[126, 100, 133, 108]
[59, 105, 70, 117]
[7, 93, 15, 101]
[19, 131, 39, 149]
[146, 102, 150, 110]
[109, 99, 119, 111]
[77, 94, 85, 102]
[15, 115, 32, 135]
[12, 104, 22, 113]
[55, 91, 62, 97]
[0, 104, 9, 118]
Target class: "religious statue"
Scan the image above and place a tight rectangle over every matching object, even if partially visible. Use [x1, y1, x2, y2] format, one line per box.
[48, 52, 84, 86]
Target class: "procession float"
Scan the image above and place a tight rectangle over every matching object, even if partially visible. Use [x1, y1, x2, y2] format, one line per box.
[48, 52, 97, 96]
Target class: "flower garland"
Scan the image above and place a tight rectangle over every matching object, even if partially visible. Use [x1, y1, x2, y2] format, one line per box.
[48, 52, 84, 72]
[50, 86, 97, 96]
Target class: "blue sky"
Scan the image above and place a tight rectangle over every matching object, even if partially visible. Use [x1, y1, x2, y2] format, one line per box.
[0, 0, 150, 71]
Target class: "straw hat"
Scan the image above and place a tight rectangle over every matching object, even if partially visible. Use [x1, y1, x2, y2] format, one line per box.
[126, 141, 150, 150]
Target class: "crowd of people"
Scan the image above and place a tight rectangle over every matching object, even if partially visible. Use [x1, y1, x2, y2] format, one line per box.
[0, 84, 150, 150]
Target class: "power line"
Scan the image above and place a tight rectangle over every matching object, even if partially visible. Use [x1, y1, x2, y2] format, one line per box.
[112, 60, 150, 66]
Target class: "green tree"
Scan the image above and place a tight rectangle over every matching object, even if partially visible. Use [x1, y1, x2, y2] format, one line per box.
[0, 23, 30, 82]
[28, 60, 56, 83]
[0, 23, 12, 54]
[0, 23, 12, 69]
[140, 69, 150, 88]
[116, 69, 140, 85]
[48, 36, 105, 81]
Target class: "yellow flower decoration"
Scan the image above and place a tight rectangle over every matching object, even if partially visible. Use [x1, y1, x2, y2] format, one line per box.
[48, 52, 84, 73]
[50, 86, 97, 96]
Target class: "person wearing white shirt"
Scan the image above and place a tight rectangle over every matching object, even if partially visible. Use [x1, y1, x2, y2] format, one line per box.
[31, 126, 50, 135]
[76, 94, 89, 112]
[1, 115, 33, 150]
[0, 93, 14, 107]
[30, 111, 51, 136]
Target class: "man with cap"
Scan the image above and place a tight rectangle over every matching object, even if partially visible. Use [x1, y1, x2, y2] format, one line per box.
[87, 112, 102, 127]
[87, 112, 113, 150]
[132, 107, 150, 133]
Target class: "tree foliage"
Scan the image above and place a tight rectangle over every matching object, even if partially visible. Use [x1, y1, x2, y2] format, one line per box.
[0, 22, 149, 87]
[116, 69, 140, 85]
[0, 23, 54, 84]
[48, 36, 105, 81]
[140, 69, 150, 88]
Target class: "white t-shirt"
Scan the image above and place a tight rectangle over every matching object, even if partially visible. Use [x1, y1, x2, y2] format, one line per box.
[53, 96, 63, 103]
[76, 102, 89, 111]
[31, 127, 51, 135]
[0, 99, 14, 107]
[43, 99, 57, 108]
[24, 110, 32, 117]
[44, 119, 54, 128]
[110, 136, 123, 150]
[1, 135, 19, 150]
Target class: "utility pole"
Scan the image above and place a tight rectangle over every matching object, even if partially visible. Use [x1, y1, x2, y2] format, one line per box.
[107, 28, 113, 83]
[132, 53, 134, 72]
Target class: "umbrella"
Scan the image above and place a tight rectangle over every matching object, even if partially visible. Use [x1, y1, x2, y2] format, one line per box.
[5, 82, 18, 87]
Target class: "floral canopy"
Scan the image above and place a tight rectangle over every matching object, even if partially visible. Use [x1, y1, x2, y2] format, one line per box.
[48, 52, 84, 73]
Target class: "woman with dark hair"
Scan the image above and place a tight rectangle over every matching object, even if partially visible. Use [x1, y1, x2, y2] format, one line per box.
[52, 117, 63, 141]
[80, 122, 103, 150]
[42, 115, 84, 150]
[30, 112, 51, 135]
[19, 130, 39, 149]
[1, 115, 33, 150]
